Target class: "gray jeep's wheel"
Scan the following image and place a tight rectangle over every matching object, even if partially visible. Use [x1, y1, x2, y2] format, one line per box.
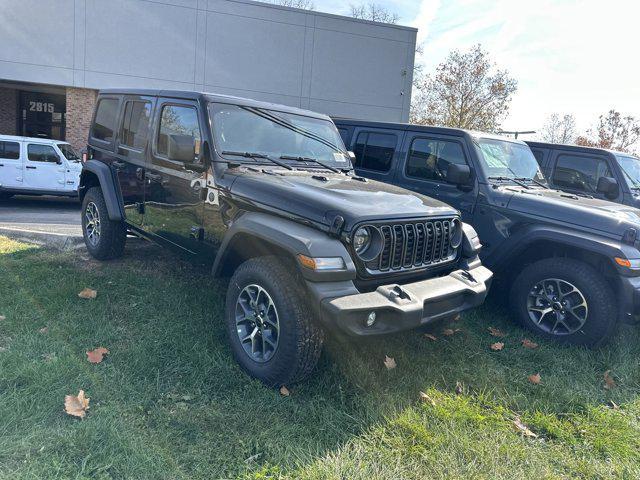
[81, 186, 126, 260]
[225, 256, 324, 386]
[510, 258, 617, 346]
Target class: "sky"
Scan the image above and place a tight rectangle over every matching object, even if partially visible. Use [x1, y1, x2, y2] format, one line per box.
[314, 0, 640, 138]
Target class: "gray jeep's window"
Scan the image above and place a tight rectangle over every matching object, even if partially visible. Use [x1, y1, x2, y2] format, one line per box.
[157, 105, 201, 161]
[27, 144, 59, 163]
[92, 98, 119, 142]
[553, 154, 611, 193]
[0, 141, 20, 159]
[353, 132, 396, 172]
[120, 101, 152, 150]
[616, 154, 640, 189]
[406, 138, 467, 181]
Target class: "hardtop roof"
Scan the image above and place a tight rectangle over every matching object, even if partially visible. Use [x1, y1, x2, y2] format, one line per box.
[0, 134, 69, 145]
[525, 140, 637, 158]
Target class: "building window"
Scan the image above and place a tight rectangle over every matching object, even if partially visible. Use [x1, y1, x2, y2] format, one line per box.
[553, 154, 611, 193]
[91, 98, 119, 142]
[0, 141, 20, 160]
[406, 138, 467, 181]
[157, 105, 201, 161]
[120, 101, 152, 150]
[353, 132, 396, 172]
[27, 144, 59, 163]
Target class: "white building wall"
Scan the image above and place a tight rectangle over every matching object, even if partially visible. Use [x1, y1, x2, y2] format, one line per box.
[0, 0, 417, 121]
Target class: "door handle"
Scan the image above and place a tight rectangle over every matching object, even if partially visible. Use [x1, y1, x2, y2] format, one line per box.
[136, 168, 144, 181]
[112, 160, 126, 169]
[26, 166, 37, 169]
[146, 172, 162, 182]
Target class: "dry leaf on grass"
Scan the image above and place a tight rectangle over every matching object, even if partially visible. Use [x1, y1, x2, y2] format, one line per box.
[279, 386, 290, 397]
[86, 347, 109, 364]
[38, 326, 48, 334]
[0, 315, 5, 321]
[488, 327, 505, 337]
[384, 355, 397, 370]
[78, 288, 97, 299]
[513, 417, 538, 438]
[455, 381, 463, 395]
[442, 328, 461, 336]
[424, 333, 437, 341]
[419, 391, 436, 406]
[528, 373, 542, 385]
[604, 370, 616, 390]
[453, 314, 461, 322]
[490, 342, 504, 351]
[64, 390, 90, 419]
[522, 338, 539, 349]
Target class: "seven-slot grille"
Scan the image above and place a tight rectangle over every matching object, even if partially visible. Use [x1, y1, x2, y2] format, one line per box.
[363, 218, 457, 273]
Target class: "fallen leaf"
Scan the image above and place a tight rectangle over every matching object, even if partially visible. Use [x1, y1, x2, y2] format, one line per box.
[488, 327, 505, 337]
[245, 453, 263, 464]
[279, 386, 290, 396]
[604, 370, 616, 390]
[0, 315, 5, 321]
[384, 355, 397, 370]
[78, 288, 97, 299]
[528, 373, 542, 385]
[490, 342, 504, 351]
[442, 328, 461, 336]
[86, 347, 109, 364]
[423, 333, 437, 341]
[38, 326, 48, 334]
[522, 338, 539, 349]
[419, 391, 436, 406]
[64, 390, 90, 419]
[455, 381, 463, 395]
[513, 417, 538, 438]
[453, 314, 461, 322]
[42, 353, 57, 363]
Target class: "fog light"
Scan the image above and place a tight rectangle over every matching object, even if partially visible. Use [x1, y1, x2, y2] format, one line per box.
[366, 311, 377, 327]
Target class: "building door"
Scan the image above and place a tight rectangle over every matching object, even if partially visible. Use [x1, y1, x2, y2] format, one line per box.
[19, 91, 66, 140]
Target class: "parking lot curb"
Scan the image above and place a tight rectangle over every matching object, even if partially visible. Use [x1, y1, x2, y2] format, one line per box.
[0, 226, 83, 251]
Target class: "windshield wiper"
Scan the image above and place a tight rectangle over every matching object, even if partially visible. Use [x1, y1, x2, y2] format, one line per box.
[487, 176, 530, 189]
[221, 151, 293, 170]
[279, 155, 340, 173]
[514, 177, 549, 189]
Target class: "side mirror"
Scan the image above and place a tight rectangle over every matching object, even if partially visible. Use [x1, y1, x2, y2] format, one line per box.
[446, 163, 471, 186]
[56, 156, 63, 165]
[347, 151, 356, 161]
[596, 176, 619, 199]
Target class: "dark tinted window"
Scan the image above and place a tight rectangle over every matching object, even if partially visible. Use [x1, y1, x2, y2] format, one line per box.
[120, 101, 152, 150]
[553, 154, 612, 193]
[531, 149, 545, 166]
[0, 141, 20, 159]
[27, 144, 59, 163]
[353, 132, 396, 172]
[92, 98, 119, 142]
[406, 138, 467, 181]
[338, 128, 349, 145]
[157, 105, 201, 161]
[58, 143, 80, 161]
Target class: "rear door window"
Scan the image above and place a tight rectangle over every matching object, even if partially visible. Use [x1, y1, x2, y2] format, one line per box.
[405, 137, 467, 182]
[353, 132, 397, 172]
[120, 100, 152, 150]
[91, 98, 119, 143]
[0, 141, 20, 159]
[553, 154, 611, 193]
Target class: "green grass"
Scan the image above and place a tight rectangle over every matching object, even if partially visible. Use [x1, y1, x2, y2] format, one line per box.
[1, 235, 639, 479]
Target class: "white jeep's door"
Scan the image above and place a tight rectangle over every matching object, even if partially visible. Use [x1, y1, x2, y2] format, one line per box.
[0, 140, 24, 189]
[24, 143, 66, 191]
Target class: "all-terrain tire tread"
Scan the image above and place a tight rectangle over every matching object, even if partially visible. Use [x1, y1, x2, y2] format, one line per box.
[82, 186, 126, 260]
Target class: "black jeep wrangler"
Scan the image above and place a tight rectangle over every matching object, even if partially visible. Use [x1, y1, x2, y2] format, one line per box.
[334, 118, 640, 346]
[79, 89, 492, 385]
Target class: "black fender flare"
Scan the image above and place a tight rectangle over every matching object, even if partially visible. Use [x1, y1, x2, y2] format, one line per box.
[79, 160, 123, 221]
[212, 212, 357, 281]
[487, 223, 635, 274]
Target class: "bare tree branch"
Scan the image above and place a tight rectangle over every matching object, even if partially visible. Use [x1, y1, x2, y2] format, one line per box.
[349, 3, 399, 24]
[265, 0, 314, 10]
[540, 113, 577, 144]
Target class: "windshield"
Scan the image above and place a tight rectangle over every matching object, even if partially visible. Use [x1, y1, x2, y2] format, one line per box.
[475, 138, 546, 183]
[617, 154, 640, 189]
[209, 103, 350, 167]
[57, 143, 80, 162]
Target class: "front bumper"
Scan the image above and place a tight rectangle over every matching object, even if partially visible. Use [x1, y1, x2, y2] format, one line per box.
[318, 265, 493, 336]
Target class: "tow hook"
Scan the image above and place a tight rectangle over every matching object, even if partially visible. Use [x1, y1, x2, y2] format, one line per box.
[389, 285, 410, 301]
[460, 270, 477, 284]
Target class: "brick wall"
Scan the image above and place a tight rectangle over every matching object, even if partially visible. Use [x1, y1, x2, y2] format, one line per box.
[0, 88, 17, 136]
[65, 87, 97, 151]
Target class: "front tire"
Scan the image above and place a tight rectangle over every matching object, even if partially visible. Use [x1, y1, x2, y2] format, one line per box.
[510, 258, 617, 346]
[225, 256, 324, 386]
[81, 186, 126, 260]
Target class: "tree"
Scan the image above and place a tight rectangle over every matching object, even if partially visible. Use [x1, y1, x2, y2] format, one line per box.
[540, 113, 577, 144]
[410, 44, 517, 131]
[349, 3, 399, 24]
[267, 0, 314, 10]
[575, 110, 640, 153]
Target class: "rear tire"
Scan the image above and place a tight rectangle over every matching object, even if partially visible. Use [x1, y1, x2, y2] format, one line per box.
[510, 258, 617, 346]
[81, 186, 126, 260]
[225, 256, 324, 386]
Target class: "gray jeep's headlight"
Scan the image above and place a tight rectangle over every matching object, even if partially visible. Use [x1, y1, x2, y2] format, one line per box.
[353, 227, 371, 255]
[450, 218, 463, 249]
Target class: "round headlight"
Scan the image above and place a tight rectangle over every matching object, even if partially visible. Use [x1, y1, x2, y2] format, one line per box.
[353, 227, 371, 255]
[450, 218, 463, 249]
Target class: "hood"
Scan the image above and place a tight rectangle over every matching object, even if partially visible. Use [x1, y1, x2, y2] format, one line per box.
[505, 186, 640, 237]
[227, 169, 458, 230]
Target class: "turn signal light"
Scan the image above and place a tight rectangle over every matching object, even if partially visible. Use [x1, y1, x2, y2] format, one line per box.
[615, 257, 631, 268]
[297, 254, 346, 271]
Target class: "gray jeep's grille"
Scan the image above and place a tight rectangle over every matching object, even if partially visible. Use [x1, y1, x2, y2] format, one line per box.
[364, 218, 457, 274]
